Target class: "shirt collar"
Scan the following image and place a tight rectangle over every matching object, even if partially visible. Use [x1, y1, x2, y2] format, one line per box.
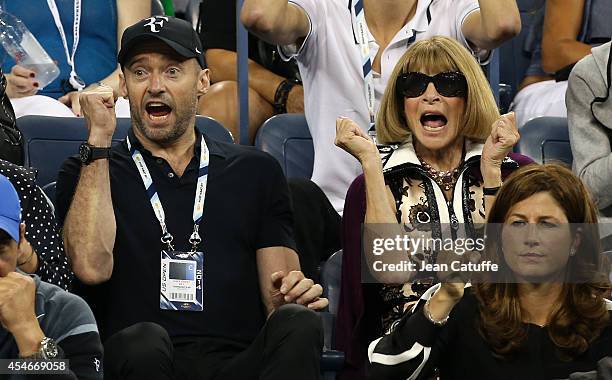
[382, 134, 484, 171]
[411, 0, 433, 34]
[357, 0, 434, 45]
[125, 127, 228, 159]
[391, 0, 433, 45]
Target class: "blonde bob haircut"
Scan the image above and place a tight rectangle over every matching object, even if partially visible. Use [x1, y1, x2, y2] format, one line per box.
[376, 36, 500, 145]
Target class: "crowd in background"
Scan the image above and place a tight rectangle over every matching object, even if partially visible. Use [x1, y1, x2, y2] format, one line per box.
[0, 0, 610, 379]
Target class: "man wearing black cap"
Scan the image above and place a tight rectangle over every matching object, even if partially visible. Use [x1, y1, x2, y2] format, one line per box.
[57, 16, 326, 380]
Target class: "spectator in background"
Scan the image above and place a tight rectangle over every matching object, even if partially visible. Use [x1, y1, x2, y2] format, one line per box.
[241, 0, 521, 215]
[567, 41, 612, 250]
[512, 0, 612, 128]
[57, 17, 326, 379]
[197, 1, 303, 143]
[368, 163, 611, 380]
[0, 159, 72, 290]
[2, 0, 150, 118]
[0, 174, 102, 378]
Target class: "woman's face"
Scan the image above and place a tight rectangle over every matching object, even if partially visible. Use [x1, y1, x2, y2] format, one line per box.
[501, 192, 576, 282]
[402, 70, 466, 152]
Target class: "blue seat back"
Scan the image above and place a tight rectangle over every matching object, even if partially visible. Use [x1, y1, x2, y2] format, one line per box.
[515, 116, 572, 165]
[320, 250, 346, 372]
[321, 250, 343, 316]
[255, 114, 314, 178]
[19, 115, 232, 187]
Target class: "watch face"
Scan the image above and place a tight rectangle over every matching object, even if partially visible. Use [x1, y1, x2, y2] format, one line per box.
[79, 144, 91, 164]
[41, 337, 58, 359]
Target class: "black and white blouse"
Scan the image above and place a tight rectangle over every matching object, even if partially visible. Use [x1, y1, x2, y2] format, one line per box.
[368, 285, 612, 380]
[0, 159, 72, 290]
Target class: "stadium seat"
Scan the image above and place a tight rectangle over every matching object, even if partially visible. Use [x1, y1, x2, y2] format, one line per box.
[41, 182, 57, 210]
[18, 115, 232, 195]
[255, 114, 314, 179]
[320, 250, 345, 378]
[514, 116, 572, 165]
[322, 250, 343, 317]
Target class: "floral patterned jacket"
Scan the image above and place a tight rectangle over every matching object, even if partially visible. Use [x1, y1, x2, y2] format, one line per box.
[335, 137, 533, 379]
[377, 137, 523, 326]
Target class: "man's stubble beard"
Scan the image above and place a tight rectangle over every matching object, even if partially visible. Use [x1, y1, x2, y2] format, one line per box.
[129, 94, 198, 145]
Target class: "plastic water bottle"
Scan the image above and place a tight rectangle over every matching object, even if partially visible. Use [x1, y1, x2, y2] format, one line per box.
[0, 10, 59, 89]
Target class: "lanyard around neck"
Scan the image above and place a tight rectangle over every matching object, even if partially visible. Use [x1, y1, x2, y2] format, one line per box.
[126, 135, 210, 252]
[47, 0, 85, 90]
[351, 0, 422, 140]
[352, 0, 376, 134]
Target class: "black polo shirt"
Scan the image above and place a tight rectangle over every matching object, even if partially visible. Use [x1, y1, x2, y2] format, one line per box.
[56, 127, 295, 343]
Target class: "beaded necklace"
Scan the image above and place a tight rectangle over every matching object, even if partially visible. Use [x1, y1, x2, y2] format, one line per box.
[416, 155, 461, 191]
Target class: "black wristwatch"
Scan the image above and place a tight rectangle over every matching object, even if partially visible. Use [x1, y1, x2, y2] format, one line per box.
[273, 78, 301, 114]
[79, 142, 111, 165]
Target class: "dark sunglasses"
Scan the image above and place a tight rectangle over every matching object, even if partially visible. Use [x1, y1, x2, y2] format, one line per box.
[396, 71, 468, 98]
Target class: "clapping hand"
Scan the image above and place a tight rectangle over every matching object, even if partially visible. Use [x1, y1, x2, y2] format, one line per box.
[269, 270, 328, 314]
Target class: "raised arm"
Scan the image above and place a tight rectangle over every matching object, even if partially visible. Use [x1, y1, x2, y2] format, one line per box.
[541, 0, 591, 73]
[480, 112, 520, 219]
[335, 118, 414, 284]
[368, 283, 464, 379]
[462, 0, 521, 50]
[241, 0, 310, 45]
[96, 0, 151, 92]
[335, 118, 396, 224]
[59, 0, 151, 115]
[62, 86, 117, 285]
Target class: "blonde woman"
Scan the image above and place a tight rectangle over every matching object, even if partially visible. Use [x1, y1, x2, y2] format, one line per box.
[334, 36, 532, 375]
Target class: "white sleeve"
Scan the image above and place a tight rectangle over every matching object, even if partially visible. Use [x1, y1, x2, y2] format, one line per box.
[454, 0, 491, 65]
[278, 0, 319, 61]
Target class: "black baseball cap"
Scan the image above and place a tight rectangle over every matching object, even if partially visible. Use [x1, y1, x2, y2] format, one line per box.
[118, 16, 206, 68]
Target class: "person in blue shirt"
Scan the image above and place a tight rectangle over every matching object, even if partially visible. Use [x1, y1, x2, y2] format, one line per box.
[2, 0, 149, 118]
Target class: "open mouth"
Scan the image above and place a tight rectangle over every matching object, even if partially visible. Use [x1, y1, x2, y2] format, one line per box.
[420, 113, 448, 131]
[145, 101, 173, 120]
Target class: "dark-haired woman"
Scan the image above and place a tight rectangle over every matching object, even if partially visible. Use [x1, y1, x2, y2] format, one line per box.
[367, 163, 612, 380]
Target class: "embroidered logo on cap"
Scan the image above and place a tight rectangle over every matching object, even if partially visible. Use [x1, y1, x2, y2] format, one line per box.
[144, 16, 169, 33]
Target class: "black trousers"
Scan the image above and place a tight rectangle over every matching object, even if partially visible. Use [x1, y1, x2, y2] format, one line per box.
[103, 304, 324, 380]
[288, 178, 342, 282]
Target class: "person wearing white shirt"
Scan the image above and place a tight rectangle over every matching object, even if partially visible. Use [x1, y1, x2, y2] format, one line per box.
[242, 0, 520, 215]
[240, 0, 520, 287]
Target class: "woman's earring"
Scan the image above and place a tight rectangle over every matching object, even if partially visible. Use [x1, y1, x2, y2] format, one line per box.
[569, 247, 576, 257]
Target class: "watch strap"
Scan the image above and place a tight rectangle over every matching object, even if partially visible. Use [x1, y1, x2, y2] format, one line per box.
[483, 186, 501, 196]
[273, 79, 299, 114]
[89, 146, 112, 161]
[80, 142, 112, 165]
